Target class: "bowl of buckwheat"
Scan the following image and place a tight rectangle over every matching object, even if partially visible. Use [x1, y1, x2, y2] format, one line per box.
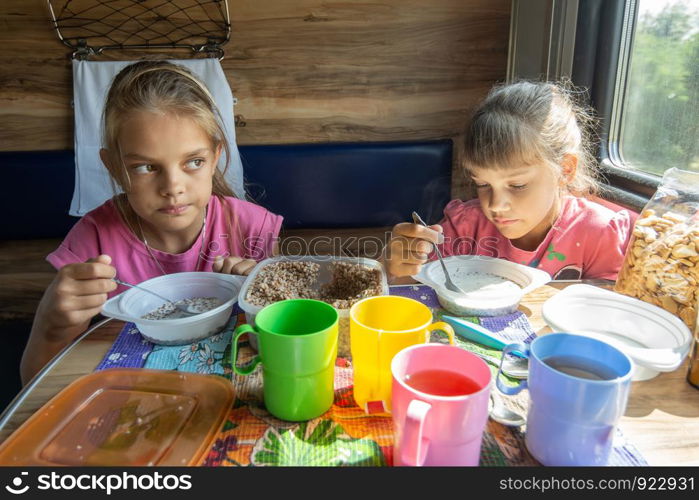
[238, 256, 389, 358]
[102, 272, 246, 345]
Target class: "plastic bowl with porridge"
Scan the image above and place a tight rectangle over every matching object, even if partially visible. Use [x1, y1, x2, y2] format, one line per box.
[141, 297, 223, 320]
[413, 255, 551, 316]
[238, 256, 389, 358]
[102, 272, 245, 345]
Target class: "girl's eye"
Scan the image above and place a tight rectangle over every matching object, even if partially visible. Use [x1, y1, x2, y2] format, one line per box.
[132, 164, 155, 174]
[186, 158, 206, 169]
[474, 183, 489, 189]
[510, 184, 528, 190]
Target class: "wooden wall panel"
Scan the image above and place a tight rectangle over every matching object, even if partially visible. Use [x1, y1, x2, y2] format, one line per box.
[0, 0, 510, 198]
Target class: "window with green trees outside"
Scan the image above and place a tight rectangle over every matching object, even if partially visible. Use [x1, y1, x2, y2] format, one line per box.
[619, 0, 698, 176]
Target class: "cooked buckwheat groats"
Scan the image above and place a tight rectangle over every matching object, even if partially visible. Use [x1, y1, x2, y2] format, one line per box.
[246, 260, 383, 309]
[246, 261, 321, 306]
[245, 260, 385, 358]
[319, 261, 384, 309]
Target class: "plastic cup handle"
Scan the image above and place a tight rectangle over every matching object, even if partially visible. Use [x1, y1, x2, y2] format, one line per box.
[496, 342, 529, 396]
[231, 324, 261, 376]
[400, 399, 431, 466]
[426, 321, 455, 344]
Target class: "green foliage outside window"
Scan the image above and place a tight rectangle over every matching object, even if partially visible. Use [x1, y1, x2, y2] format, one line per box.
[620, 0, 699, 175]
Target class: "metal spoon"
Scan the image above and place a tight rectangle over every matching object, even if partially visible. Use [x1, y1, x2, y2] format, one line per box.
[112, 278, 200, 317]
[472, 351, 529, 379]
[411, 211, 467, 295]
[488, 378, 526, 427]
[489, 392, 526, 427]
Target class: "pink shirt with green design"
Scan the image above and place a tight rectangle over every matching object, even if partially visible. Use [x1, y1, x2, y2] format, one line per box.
[436, 196, 638, 280]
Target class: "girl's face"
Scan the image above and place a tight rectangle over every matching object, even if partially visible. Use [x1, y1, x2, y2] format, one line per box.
[468, 163, 561, 251]
[109, 111, 219, 246]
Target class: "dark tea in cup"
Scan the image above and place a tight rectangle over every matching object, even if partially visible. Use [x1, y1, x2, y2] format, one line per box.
[496, 333, 633, 466]
[542, 355, 618, 381]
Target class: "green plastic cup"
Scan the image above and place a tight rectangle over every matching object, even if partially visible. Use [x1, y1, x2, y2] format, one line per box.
[232, 299, 339, 421]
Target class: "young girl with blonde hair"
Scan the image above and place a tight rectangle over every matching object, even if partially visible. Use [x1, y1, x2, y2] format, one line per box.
[384, 80, 637, 282]
[22, 61, 282, 383]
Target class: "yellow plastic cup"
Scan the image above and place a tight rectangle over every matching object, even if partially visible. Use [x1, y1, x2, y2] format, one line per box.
[350, 295, 455, 414]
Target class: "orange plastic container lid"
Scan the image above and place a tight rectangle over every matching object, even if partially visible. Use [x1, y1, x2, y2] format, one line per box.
[0, 368, 235, 466]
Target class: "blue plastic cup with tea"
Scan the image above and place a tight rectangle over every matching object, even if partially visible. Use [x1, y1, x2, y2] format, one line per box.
[496, 333, 633, 466]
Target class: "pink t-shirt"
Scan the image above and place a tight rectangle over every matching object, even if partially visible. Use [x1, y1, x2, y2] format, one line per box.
[47, 195, 283, 297]
[437, 196, 638, 280]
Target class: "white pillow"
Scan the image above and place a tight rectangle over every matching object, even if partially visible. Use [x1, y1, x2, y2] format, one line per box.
[70, 58, 245, 216]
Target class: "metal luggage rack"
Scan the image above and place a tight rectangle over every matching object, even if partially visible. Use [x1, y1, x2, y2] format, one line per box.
[46, 0, 230, 60]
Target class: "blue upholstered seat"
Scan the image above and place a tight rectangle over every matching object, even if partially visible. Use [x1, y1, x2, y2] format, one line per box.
[0, 140, 452, 239]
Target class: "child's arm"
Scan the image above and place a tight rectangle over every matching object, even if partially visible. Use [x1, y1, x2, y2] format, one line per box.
[381, 222, 443, 283]
[20, 255, 117, 385]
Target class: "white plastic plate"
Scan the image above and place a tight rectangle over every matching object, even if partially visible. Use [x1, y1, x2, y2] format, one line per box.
[542, 284, 692, 381]
[102, 272, 244, 345]
[413, 255, 551, 316]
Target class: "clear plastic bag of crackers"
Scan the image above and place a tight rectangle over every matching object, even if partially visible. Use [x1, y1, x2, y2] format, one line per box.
[614, 168, 699, 332]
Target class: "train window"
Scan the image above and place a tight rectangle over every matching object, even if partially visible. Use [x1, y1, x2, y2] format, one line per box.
[482, 1, 695, 209]
[613, 0, 698, 177]
[570, 0, 696, 210]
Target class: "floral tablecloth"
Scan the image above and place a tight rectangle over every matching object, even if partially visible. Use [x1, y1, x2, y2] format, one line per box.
[96, 285, 647, 466]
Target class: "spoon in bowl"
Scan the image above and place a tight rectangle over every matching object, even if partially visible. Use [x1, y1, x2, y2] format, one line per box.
[411, 211, 467, 296]
[112, 278, 200, 317]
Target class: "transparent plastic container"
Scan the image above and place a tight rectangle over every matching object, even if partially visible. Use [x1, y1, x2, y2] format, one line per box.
[0, 368, 234, 466]
[614, 168, 699, 333]
[102, 272, 245, 345]
[238, 256, 389, 357]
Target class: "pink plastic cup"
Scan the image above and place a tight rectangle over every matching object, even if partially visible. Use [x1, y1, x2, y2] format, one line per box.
[391, 343, 491, 466]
